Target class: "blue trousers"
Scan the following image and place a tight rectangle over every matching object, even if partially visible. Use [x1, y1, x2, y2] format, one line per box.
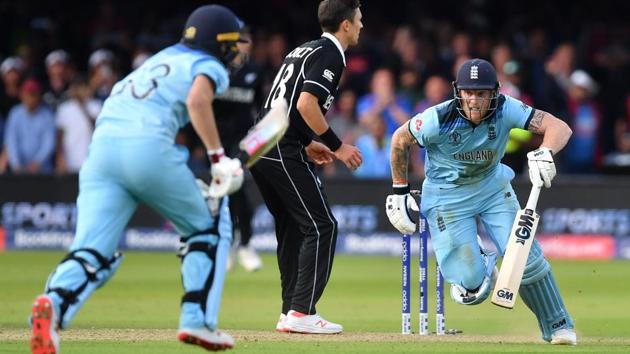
[46, 137, 231, 329]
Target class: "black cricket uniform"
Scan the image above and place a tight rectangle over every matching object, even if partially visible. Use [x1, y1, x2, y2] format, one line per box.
[250, 33, 346, 315]
[214, 62, 263, 247]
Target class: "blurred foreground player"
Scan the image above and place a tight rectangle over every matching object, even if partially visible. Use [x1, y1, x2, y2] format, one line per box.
[386, 59, 577, 344]
[250, 0, 363, 334]
[213, 26, 264, 272]
[29, 5, 246, 353]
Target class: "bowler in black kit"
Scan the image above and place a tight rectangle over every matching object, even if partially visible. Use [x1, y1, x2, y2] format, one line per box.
[250, 0, 363, 334]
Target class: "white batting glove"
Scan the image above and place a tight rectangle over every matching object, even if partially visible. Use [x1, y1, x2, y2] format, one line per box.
[195, 179, 220, 216]
[385, 186, 419, 235]
[208, 155, 244, 198]
[527, 147, 556, 188]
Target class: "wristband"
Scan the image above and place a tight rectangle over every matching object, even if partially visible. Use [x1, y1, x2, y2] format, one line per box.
[207, 148, 225, 163]
[392, 184, 410, 195]
[319, 127, 342, 152]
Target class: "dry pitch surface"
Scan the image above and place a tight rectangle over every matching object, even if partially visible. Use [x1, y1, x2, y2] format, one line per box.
[1, 328, 629, 345]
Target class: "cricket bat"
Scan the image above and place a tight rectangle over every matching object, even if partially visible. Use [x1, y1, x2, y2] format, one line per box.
[238, 98, 289, 168]
[491, 184, 543, 309]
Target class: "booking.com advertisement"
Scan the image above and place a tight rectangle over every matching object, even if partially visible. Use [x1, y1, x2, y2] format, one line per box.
[1, 175, 628, 259]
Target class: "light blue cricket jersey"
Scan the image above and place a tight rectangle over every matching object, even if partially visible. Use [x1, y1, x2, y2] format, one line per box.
[92, 44, 229, 143]
[409, 95, 534, 185]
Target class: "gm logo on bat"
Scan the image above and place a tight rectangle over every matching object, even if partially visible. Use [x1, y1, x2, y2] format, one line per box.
[514, 211, 535, 245]
[495, 288, 514, 301]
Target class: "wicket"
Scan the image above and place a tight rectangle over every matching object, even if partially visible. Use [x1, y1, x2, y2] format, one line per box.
[401, 191, 446, 335]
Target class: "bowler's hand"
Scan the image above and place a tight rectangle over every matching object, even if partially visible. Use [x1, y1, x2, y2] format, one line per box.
[305, 141, 334, 165]
[334, 143, 362, 171]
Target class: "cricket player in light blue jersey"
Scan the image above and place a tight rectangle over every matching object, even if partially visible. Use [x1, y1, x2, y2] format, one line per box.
[386, 59, 577, 344]
[29, 5, 246, 353]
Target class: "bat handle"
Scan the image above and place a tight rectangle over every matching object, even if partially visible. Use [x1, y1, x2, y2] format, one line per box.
[524, 184, 542, 211]
[236, 150, 250, 167]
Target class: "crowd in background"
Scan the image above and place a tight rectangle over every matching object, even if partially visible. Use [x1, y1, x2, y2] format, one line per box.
[0, 0, 628, 178]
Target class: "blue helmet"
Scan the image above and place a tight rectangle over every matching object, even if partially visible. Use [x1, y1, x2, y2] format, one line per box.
[180, 5, 247, 64]
[452, 58, 500, 121]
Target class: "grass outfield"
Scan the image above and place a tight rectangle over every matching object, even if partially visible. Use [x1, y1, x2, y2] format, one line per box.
[1, 251, 630, 353]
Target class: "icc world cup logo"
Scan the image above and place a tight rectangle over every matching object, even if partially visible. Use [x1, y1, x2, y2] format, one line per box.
[448, 131, 461, 146]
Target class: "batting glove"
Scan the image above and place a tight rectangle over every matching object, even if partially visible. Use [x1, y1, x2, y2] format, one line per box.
[208, 148, 244, 198]
[385, 185, 419, 235]
[195, 179, 221, 216]
[527, 147, 556, 188]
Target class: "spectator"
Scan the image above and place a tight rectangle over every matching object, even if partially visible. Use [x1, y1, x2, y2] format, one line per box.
[414, 75, 450, 114]
[614, 94, 630, 154]
[0, 57, 25, 116]
[43, 49, 74, 112]
[0, 112, 4, 166]
[493, 55, 541, 174]
[55, 77, 102, 174]
[398, 66, 423, 107]
[260, 33, 288, 94]
[325, 89, 363, 177]
[88, 49, 119, 102]
[353, 116, 391, 178]
[357, 67, 412, 136]
[537, 43, 575, 121]
[563, 70, 601, 173]
[602, 93, 630, 172]
[131, 50, 151, 69]
[410, 75, 451, 179]
[440, 32, 472, 70]
[328, 89, 361, 143]
[4, 79, 55, 174]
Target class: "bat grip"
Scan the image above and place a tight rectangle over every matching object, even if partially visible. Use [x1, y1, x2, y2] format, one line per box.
[524, 184, 542, 211]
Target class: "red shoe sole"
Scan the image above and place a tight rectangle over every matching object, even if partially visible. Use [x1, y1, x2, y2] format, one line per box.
[178, 331, 233, 351]
[30, 296, 57, 354]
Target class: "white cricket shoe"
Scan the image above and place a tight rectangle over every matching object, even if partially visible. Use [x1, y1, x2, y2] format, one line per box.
[550, 328, 577, 345]
[238, 245, 263, 272]
[177, 327, 234, 351]
[30, 295, 60, 354]
[284, 310, 343, 334]
[275, 313, 289, 332]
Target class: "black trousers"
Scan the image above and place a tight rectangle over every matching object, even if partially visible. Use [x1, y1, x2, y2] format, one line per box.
[228, 181, 253, 246]
[250, 146, 338, 315]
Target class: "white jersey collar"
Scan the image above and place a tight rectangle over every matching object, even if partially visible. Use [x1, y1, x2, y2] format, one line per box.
[321, 32, 346, 66]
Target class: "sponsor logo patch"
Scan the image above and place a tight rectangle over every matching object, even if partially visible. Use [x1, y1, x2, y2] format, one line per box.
[551, 318, 567, 329]
[514, 211, 535, 245]
[470, 65, 479, 80]
[415, 118, 423, 132]
[448, 131, 462, 145]
[323, 69, 335, 82]
[520, 102, 530, 113]
[437, 215, 446, 232]
[496, 289, 514, 301]
[488, 124, 496, 140]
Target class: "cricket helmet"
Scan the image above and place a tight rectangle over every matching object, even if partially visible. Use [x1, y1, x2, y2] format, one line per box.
[452, 58, 500, 121]
[180, 5, 247, 65]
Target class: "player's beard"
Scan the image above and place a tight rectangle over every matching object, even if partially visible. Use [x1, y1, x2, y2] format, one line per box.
[464, 104, 489, 124]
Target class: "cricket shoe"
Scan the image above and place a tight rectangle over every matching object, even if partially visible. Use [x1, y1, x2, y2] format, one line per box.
[284, 310, 343, 334]
[276, 313, 289, 332]
[177, 327, 234, 351]
[550, 328, 577, 345]
[30, 295, 60, 354]
[238, 245, 263, 272]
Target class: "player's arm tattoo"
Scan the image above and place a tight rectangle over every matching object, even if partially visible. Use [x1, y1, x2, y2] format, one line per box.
[390, 123, 415, 185]
[528, 109, 547, 134]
